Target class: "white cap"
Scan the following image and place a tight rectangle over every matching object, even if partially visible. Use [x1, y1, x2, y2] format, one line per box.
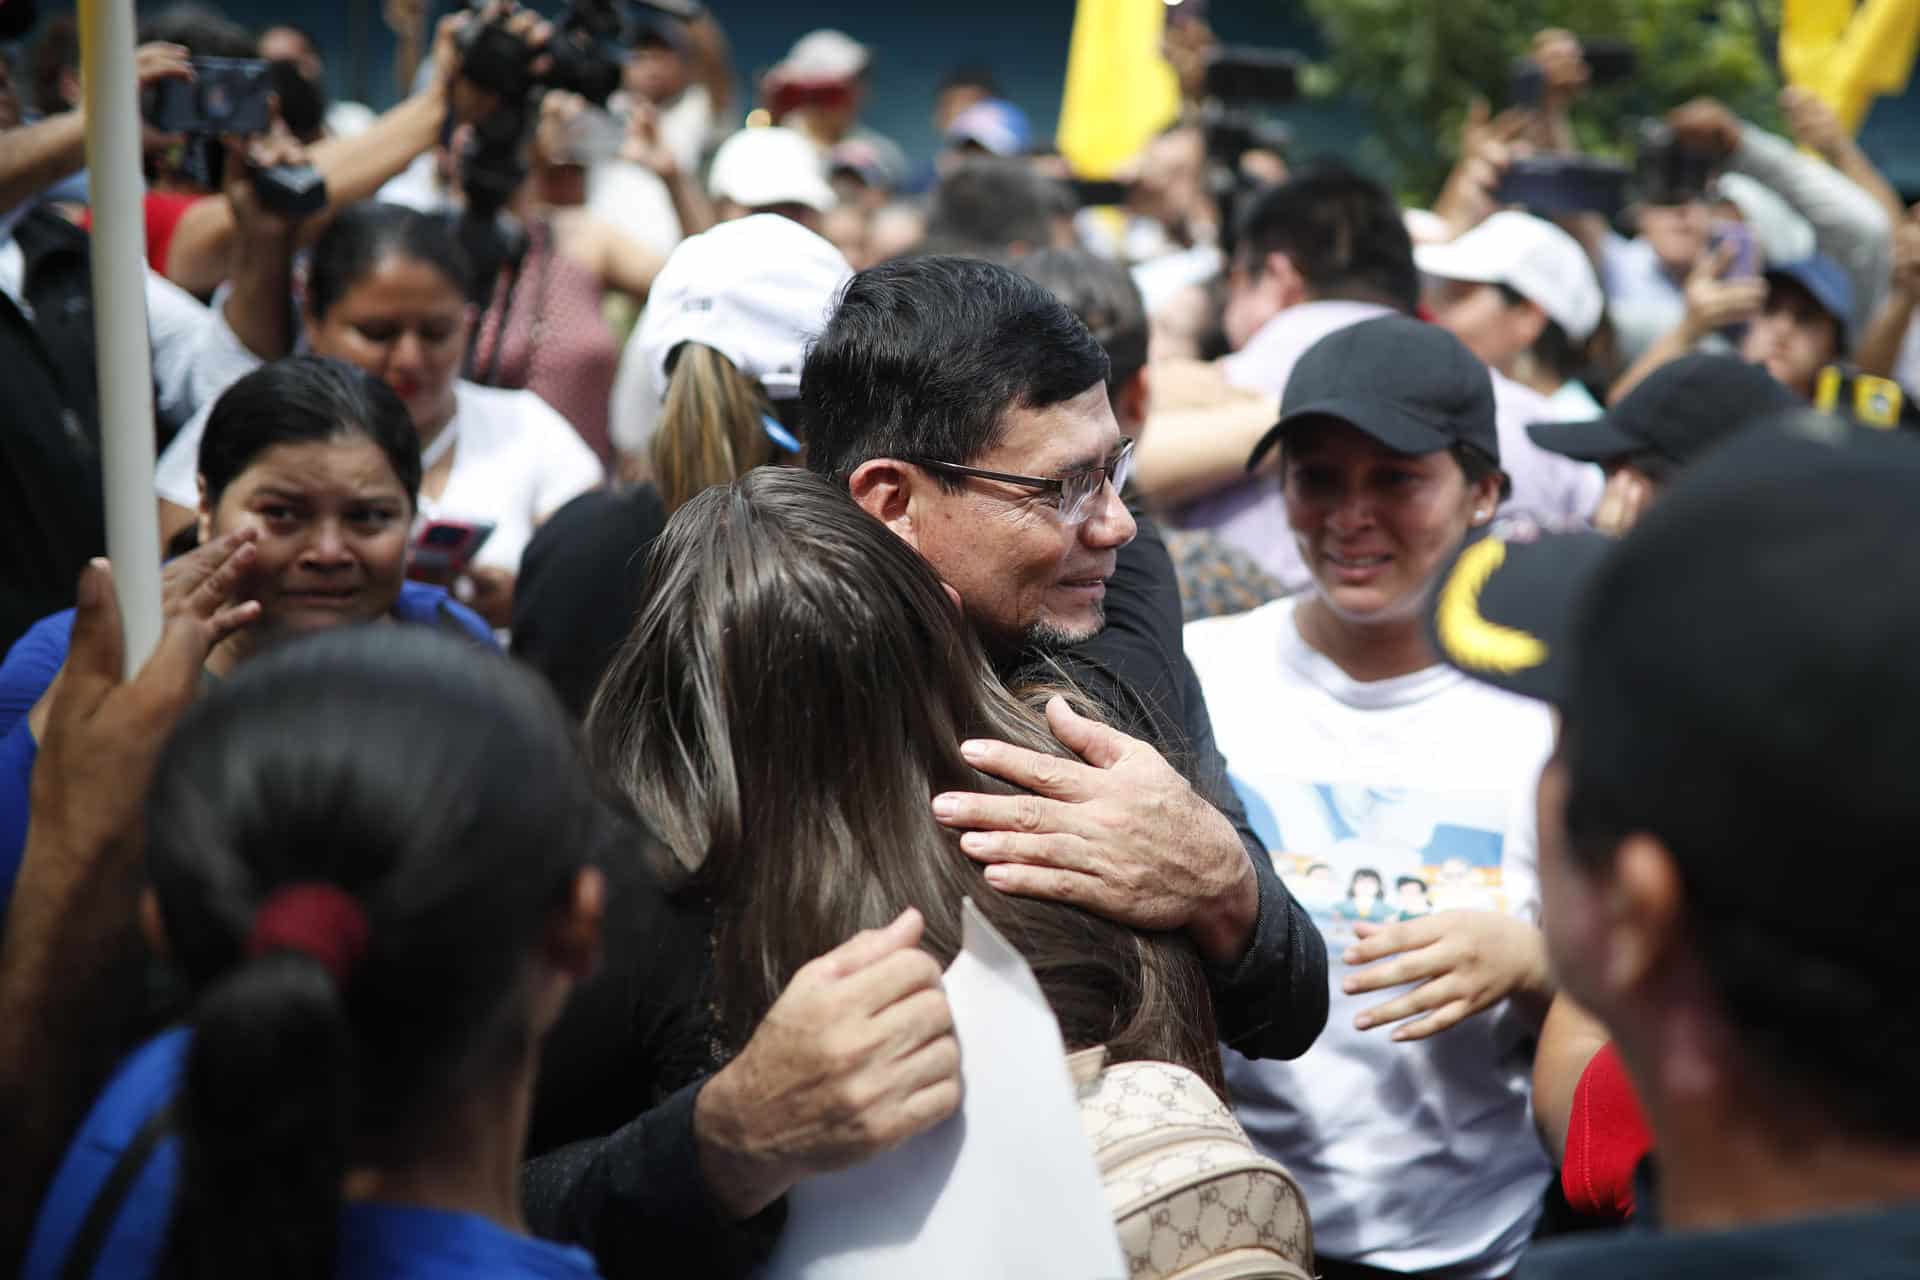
[777, 29, 870, 83]
[636, 213, 853, 404]
[1414, 210, 1604, 342]
[708, 126, 837, 213]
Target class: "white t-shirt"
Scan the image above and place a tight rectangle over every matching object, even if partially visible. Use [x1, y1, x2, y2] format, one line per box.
[156, 380, 603, 574]
[1184, 596, 1556, 1276]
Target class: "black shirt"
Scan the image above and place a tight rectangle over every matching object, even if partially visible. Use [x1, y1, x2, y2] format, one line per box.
[511, 484, 670, 719]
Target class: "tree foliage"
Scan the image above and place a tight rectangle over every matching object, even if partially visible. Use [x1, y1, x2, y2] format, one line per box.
[1303, 0, 1784, 200]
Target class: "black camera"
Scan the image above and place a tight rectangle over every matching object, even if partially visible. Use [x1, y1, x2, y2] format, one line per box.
[454, 0, 631, 238]
[141, 57, 273, 135]
[1634, 121, 1720, 207]
[457, 0, 626, 107]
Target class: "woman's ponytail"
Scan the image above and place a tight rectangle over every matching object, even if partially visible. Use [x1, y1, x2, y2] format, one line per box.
[650, 344, 777, 515]
[163, 886, 368, 1280]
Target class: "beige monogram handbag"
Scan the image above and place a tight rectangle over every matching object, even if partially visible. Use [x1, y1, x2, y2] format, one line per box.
[1070, 1049, 1315, 1280]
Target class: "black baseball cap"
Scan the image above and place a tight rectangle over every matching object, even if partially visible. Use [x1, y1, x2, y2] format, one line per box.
[1247, 314, 1501, 469]
[1428, 412, 1920, 709]
[1527, 353, 1799, 469]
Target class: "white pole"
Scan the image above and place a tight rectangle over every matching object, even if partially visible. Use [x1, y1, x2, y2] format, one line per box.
[79, 0, 163, 675]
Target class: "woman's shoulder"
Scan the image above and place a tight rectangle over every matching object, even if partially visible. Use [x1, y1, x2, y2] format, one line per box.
[393, 582, 498, 646]
[454, 380, 577, 440]
[0, 608, 77, 732]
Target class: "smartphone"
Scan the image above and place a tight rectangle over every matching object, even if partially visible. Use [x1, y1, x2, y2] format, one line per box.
[1491, 155, 1629, 219]
[408, 518, 496, 581]
[142, 57, 274, 135]
[1711, 222, 1757, 279]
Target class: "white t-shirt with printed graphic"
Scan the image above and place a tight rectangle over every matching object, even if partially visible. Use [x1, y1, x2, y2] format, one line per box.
[1184, 595, 1556, 1277]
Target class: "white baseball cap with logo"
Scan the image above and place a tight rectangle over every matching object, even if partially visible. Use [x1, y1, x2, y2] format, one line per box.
[636, 213, 853, 408]
[1414, 210, 1605, 342]
[708, 126, 837, 214]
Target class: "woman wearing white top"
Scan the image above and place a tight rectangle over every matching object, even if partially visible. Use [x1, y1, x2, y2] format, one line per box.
[157, 203, 604, 627]
[1184, 316, 1556, 1280]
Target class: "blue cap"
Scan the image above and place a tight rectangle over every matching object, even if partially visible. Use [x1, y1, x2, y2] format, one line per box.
[1764, 254, 1852, 350]
[944, 99, 1033, 157]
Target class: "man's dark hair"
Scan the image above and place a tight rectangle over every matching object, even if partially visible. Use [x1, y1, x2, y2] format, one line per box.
[802, 255, 1109, 486]
[920, 156, 1058, 260]
[139, 4, 258, 58]
[1016, 249, 1149, 396]
[1237, 162, 1419, 314]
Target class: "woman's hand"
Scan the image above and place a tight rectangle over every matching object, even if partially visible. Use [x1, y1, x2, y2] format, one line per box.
[27, 530, 263, 743]
[1340, 909, 1552, 1041]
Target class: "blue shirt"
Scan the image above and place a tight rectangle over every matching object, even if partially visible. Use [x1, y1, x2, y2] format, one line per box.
[26, 1030, 602, 1280]
[0, 582, 494, 921]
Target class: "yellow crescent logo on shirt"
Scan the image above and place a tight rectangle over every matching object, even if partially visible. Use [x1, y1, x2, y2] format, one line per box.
[1435, 538, 1548, 674]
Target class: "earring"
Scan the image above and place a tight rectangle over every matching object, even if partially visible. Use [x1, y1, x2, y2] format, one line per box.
[1476, 509, 1490, 521]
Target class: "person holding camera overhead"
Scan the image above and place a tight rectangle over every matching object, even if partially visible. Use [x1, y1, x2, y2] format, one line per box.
[154, 203, 605, 629]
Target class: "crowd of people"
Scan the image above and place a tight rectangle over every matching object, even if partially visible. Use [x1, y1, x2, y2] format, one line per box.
[2, 3, 1918, 1277]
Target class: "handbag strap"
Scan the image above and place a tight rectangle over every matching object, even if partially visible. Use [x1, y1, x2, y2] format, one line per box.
[60, 1102, 175, 1280]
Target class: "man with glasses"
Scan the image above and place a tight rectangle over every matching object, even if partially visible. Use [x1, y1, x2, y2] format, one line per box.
[803, 254, 1329, 1063]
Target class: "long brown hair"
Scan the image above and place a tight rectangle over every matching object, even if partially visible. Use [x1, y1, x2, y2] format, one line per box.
[589, 468, 1223, 1089]
[649, 343, 778, 514]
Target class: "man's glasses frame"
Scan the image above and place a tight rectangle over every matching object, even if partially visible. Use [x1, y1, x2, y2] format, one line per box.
[904, 438, 1136, 525]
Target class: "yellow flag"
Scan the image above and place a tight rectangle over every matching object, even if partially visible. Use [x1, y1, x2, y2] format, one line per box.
[1781, 0, 1920, 134]
[1056, 0, 1183, 178]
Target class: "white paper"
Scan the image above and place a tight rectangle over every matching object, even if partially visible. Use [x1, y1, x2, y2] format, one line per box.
[758, 899, 1127, 1280]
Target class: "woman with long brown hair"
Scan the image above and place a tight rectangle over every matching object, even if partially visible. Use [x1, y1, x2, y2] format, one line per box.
[590, 467, 1222, 1084]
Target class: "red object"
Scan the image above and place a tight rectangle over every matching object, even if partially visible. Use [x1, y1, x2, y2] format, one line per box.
[1562, 1042, 1654, 1220]
[246, 883, 373, 987]
[78, 191, 205, 276]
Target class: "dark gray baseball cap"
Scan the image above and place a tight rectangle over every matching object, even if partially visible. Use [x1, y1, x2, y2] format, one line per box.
[1247, 314, 1501, 468]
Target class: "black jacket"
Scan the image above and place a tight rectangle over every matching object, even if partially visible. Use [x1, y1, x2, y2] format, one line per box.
[519, 510, 1329, 1276]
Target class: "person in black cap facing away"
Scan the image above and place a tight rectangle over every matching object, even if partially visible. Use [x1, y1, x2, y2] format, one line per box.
[1529, 353, 1800, 535]
[1424, 416, 1920, 1276]
[1185, 313, 1559, 1279]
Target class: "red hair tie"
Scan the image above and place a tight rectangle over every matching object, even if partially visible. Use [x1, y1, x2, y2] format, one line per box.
[246, 883, 372, 988]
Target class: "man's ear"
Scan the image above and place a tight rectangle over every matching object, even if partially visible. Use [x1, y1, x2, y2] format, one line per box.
[1263, 250, 1310, 310]
[139, 888, 170, 960]
[848, 458, 920, 549]
[1116, 368, 1151, 435]
[1598, 834, 1690, 999]
[546, 866, 605, 981]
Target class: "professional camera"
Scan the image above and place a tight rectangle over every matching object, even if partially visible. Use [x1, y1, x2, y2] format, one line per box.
[140, 57, 328, 217]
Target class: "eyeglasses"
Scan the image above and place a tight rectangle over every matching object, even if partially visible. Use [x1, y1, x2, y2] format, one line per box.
[905, 438, 1135, 525]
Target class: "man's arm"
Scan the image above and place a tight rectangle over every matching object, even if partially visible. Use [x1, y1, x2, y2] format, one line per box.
[936, 515, 1328, 1060]
[0, 43, 191, 220]
[0, 114, 86, 221]
[0, 553, 256, 1270]
[523, 910, 962, 1276]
